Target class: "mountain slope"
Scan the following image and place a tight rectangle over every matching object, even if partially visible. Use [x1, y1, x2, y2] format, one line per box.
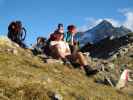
[79, 20, 132, 47]
[0, 36, 133, 100]
[81, 34, 133, 59]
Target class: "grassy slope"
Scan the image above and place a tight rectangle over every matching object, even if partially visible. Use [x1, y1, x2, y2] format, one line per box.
[0, 38, 133, 100]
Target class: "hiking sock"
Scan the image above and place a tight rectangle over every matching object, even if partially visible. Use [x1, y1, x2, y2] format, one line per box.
[83, 65, 98, 76]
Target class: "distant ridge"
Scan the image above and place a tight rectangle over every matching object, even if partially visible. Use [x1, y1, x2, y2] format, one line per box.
[78, 20, 132, 47]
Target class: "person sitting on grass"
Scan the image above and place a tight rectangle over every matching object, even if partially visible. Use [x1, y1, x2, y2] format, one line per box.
[55, 23, 64, 34]
[64, 25, 79, 54]
[49, 31, 98, 76]
[32, 37, 47, 56]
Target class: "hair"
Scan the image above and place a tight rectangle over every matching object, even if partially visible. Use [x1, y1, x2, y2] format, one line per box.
[37, 37, 46, 44]
[67, 25, 76, 31]
[54, 31, 64, 40]
[58, 24, 63, 29]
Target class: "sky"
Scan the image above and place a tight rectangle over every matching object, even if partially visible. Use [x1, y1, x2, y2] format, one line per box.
[0, 0, 133, 46]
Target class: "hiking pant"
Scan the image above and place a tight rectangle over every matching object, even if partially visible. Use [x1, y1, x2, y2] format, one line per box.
[69, 45, 79, 54]
[67, 52, 88, 66]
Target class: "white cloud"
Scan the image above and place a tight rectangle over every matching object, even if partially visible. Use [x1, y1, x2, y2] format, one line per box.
[79, 18, 102, 32]
[79, 18, 121, 32]
[104, 18, 121, 27]
[123, 10, 133, 31]
[80, 8, 133, 31]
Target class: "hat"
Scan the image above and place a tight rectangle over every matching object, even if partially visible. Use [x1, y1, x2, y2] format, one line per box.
[58, 23, 63, 29]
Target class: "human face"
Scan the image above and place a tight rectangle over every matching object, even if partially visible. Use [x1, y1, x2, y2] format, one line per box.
[38, 39, 44, 45]
[59, 27, 64, 33]
[71, 28, 77, 36]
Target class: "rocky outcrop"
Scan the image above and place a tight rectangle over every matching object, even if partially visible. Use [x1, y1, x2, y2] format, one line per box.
[0, 36, 20, 55]
[81, 34, 133, 59]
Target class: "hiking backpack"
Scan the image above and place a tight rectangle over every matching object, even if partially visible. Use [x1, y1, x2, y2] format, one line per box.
[8, 21, 27, 42]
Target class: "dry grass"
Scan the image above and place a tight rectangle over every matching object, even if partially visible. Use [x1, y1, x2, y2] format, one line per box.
[0, 38, 133, 100]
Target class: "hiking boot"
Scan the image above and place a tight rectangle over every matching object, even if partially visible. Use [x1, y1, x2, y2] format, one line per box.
[62, 58, 70, 64]
[62, 58, 72, 67]
[84, 65, 98, 76]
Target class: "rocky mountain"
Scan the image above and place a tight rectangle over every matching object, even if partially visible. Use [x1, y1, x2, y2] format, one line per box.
[78, 20, 133, 59]
[81, 33, 133, 59]
[79, 20, 132, 47]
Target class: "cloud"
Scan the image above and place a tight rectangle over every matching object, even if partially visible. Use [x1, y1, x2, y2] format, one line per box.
[123, 10, 133, 31]
[79, 18, 102, 31]
[79, 18, 121, 32]
[80, 8, 133, 31]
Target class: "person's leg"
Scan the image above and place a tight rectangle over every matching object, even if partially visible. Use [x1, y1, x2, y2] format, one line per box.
[50, 45, 61, 59]
[75, 52, 88, 66]
[69, 45, 79, 54]
[74, 52, 98, 76]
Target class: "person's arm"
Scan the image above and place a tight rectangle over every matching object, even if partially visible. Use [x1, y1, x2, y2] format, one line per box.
[64, 42, 71, 55]
[63, 33, 67, 42]
[70, 35, 74, 45]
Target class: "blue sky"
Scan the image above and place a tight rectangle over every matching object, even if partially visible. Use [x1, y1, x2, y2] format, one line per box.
[0, 0, 133, 46]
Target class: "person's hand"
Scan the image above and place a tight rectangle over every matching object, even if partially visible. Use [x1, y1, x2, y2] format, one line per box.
[73, 40, 78, 46]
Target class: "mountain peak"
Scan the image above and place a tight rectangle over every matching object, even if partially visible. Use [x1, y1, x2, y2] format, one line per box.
[101, 20, 111, 24]
[98, 20, 114, 29]
[79, 20, 132, 47]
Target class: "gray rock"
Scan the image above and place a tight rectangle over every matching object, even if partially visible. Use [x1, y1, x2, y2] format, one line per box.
[47, 91, 63, 100]
[54, 93, 63, 100]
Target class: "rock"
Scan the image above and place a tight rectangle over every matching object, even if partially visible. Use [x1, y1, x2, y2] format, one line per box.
[47, 91, 63, 100]
[108, 63, 115, 70]
[13, 49, 18, 55]
[46, 59, 63, 64]
[54, 93, 63, 100]
[110, 54, 117, 60]
[0, 36, 19, 48]
[129, 54, 133, 58]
